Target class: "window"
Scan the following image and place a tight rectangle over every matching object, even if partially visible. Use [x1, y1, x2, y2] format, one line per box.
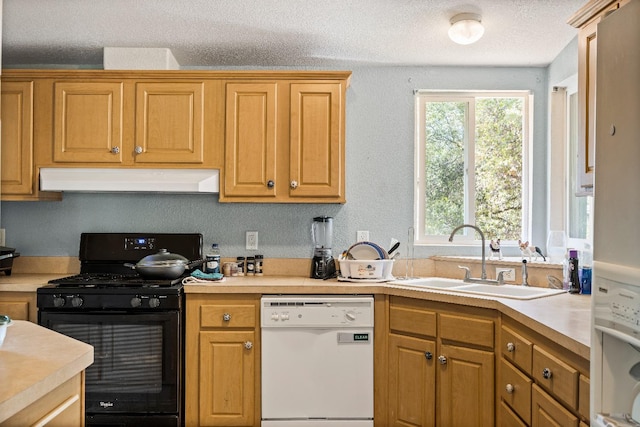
[414, 91, 532, 244]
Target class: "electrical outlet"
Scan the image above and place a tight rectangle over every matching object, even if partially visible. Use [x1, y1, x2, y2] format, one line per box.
[246, 231, 258, 250]
[496, 267, 516, 282]
[356, 230, 369, 242]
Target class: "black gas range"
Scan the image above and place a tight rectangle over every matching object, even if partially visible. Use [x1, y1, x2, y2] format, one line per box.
[37, 232, 202, 427]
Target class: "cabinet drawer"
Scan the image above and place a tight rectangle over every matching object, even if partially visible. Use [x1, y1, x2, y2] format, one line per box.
[440, 313, 494, 348]
[389, 305, 436, 337]
[500, 359, 532, 425]
[532, 346, 579, 410]
[200, 303, 256, 328]
[499, 400, 527, 427]
[579, 374, 590, 420]
[531, 384, 579, 427]
[501, 325, 533, 375]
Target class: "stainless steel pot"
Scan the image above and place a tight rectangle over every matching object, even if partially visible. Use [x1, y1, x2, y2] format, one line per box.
[124, 249, 202, 280]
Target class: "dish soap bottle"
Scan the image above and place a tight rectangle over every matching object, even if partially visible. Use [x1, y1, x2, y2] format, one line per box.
[568, 249, 581, 294]
[581, 244, 592, 295]
[205, 243, 221, 274]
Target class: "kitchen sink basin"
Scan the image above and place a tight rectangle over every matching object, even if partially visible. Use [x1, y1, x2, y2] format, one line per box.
[396, 278, 566, 300]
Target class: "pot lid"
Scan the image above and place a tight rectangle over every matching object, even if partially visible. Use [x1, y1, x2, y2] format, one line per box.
[0, 315, 11, 326]
[0, 246, 16, 253]
[137, 249, 189, 267]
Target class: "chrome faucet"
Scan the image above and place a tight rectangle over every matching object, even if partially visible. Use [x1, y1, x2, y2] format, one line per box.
[521, 259, 529, 286]
[449, 224, 487, 279]
[449, 224, 503, 285]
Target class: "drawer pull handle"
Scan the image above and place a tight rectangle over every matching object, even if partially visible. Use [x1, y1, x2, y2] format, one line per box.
[438, 355, 447, 365]
[244, 341, 253, 350]
[542, 368, 552, 379]
[111, 146, 120, 154]
[267, 180, 275, 188]
[223, 313, 231, 322]
[424, 351, 433, 360]
[134, 146, 143, 154]
[506, 384, 515, 394]
[290, 180, 298, 189]
[506, 342, 515, 352]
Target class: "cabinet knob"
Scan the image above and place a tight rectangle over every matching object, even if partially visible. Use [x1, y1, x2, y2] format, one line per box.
[267, 180, 275, 188]
[223, 313, 231, 322]
[290, 180, 298, 189]
[506, 384, 515, 394]
[542, 368, 552, 379]
[424, 351, 433, 360]
[111, 146, 120, 154]
[134, 146, 143, 154]
[438, 355, 447, 365]
[244, 341, 253, 350]
[506, 342, 515, 352]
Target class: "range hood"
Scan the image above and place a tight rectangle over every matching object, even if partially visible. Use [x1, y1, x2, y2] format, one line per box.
[40, 168, 219, 193]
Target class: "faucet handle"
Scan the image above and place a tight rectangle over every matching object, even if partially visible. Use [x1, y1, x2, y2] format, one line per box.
[497, 271, 506, 285]
[457, 265, 471, 280]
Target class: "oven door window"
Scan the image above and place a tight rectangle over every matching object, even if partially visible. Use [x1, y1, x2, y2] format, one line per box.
[40, 311, 180, 414]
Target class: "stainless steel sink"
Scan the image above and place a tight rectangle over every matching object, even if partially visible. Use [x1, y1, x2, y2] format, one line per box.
[396, 278, 566, 300]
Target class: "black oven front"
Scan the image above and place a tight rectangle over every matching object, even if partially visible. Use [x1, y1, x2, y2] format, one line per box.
[39, 308, 182, 427]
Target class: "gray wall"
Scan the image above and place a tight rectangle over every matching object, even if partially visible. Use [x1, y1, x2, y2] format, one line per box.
[1, 58, 578, 259]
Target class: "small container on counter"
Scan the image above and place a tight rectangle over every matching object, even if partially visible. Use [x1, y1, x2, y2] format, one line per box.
[236, 256, 245, 276]
[246, 256, 255, 276]
[255, 255, 264, 276]
[223, 262, 238, 277]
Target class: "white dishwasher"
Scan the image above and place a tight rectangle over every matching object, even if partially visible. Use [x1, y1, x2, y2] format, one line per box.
[261, 295, 374, 427]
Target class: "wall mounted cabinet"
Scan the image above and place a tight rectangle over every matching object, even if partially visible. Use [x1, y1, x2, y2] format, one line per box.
[568, 0, 630, 194]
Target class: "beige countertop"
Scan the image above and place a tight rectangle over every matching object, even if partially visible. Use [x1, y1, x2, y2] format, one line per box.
[0, 320, 94, 423]
[184, 275, 592, 359]
[0, 274, 66, 292]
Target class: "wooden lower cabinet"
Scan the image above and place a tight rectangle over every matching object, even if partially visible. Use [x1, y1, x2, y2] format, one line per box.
[531, 384, 579, 427]
[0, 291, 37, 322]
[384, 297, 496, 427]
[1, 372, 85, 427]
[185, 294, 260, 427]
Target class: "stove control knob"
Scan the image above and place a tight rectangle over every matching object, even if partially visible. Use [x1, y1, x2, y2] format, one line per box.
[71, 296, 84, 308]
[130, 296, 142, 308]
[148, 297, 161, 308]
[53, 295, 66, 308]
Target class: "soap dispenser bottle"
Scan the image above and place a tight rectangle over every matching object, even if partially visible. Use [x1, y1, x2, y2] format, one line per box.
[568, 249, 581, 294]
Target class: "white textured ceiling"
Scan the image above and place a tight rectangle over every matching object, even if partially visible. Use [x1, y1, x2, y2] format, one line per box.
[2, 0, 585, 68]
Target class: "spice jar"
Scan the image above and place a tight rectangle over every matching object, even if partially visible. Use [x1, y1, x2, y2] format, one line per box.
[255, 255, 264, 276]
[246, 256, 255, 276]
[236, 256, 245, 276]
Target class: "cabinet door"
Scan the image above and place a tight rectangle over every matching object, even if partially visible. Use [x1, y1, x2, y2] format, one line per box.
[134, 82, 205, 164]
[0, 292, 37, 322]
[53, 81, 124, 163]
[438, 343, 495, 427]
[531, 384, 579, 427]
[1, 81, 34, 195]
[388, 333, 436, 426]
[289, 82, 344, 200]
[577, 18, 598, 191]
[199, 330, 256, 427]
[224, 82, 277, 198]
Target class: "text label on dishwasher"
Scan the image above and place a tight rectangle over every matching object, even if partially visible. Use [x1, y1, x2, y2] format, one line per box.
[337, 332, 370, 343]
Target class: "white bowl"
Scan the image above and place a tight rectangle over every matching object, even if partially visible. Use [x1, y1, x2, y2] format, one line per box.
[338, 259, 394, 279]
[0, 315, 12, 347]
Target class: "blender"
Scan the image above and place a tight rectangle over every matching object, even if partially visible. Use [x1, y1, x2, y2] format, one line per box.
[310, 216, 336, 279]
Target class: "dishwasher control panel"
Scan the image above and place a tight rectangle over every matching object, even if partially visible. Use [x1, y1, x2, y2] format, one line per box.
[261, 295, 374, 327]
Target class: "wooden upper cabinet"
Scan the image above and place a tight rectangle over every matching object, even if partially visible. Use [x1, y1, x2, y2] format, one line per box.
[1, 81, 34, 195]
[223, 82, 278, 198]
[53, 81, 124, 163]
[569, 0, 630, 194]
[289, 82, 344, 200]
[134, 82, 205, 164]
[220, 76, 349, 203]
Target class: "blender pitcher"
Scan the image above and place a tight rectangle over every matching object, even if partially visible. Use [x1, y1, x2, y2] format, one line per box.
[311, 216, 335, 279]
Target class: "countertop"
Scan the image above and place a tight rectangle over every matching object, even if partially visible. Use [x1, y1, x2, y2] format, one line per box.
[183, 275, 592, 359]
[0, 273, 592, 359]
[0, 320, 94, 423]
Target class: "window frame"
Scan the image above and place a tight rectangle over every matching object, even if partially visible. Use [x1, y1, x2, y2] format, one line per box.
[414, 90, 533, 246]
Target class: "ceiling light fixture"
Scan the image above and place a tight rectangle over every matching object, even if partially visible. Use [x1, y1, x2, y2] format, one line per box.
[448, 13, 485, 45]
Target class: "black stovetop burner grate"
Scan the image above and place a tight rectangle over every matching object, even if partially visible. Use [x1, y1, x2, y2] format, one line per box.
[49, 273, 183, 288]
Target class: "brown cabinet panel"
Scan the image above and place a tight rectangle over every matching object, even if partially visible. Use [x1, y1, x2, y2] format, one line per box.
[389, 305, 437, 338]
[388, 333, 436, 426]
[134, 82, 205, 164]
[499, 401, 528, 427]
[224, 82, 278, 197]
[500, 359, 532, 425]
[531, 384, 579, 427]
[532, 346, 579, 410]
[200, 303, 257, 328]
[53, 81, 124, 163]
[0, 292, 37, 322]
[578, 374, 590, 420]
[1, 81, 34, 195]
[501, 325, 533, 375]
[439, 312, 494, 349]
